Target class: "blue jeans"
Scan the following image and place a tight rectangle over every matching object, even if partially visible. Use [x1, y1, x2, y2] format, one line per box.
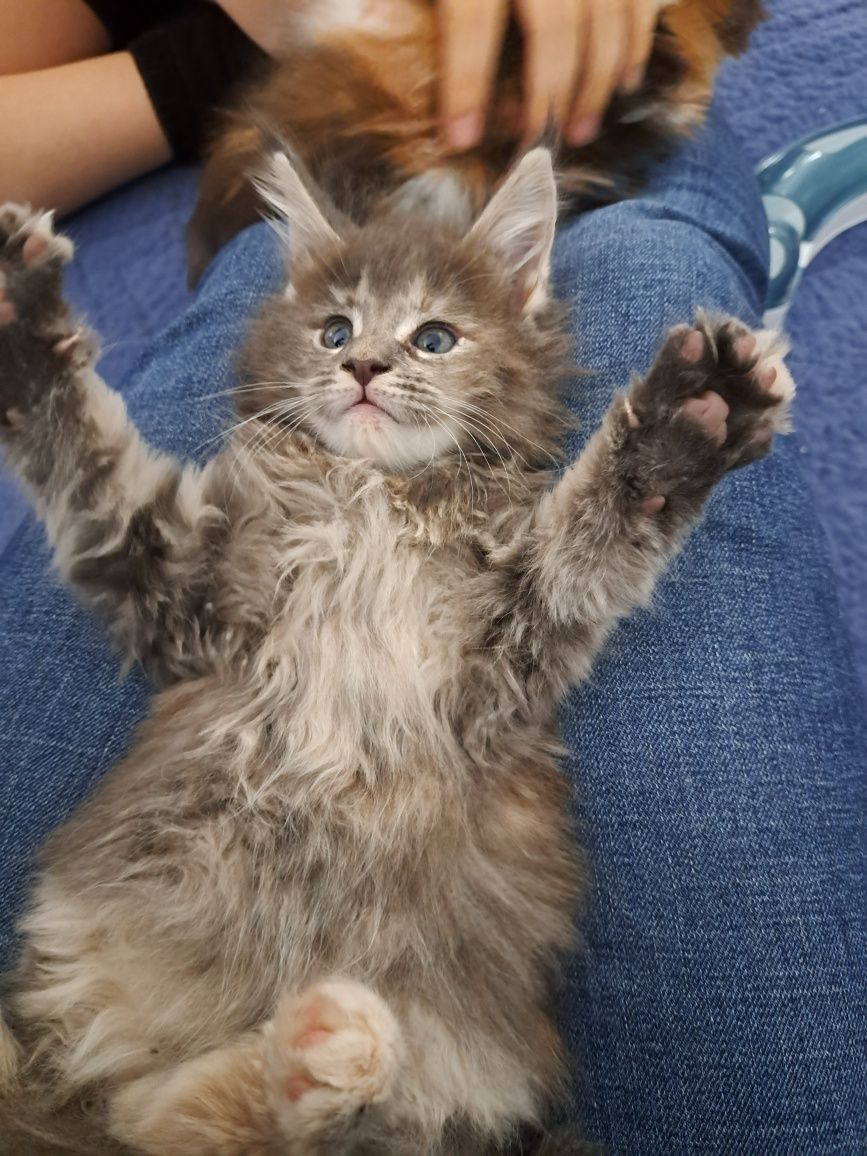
[1, 108, 864, 1153]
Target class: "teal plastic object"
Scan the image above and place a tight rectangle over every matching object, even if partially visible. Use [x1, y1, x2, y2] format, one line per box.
[758, 119, 867, 326]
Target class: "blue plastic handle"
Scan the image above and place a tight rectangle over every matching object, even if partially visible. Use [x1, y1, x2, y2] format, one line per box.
[758, 119, 867, 325]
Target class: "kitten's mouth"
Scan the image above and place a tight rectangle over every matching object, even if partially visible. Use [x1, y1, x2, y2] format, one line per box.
[350, 401, 387, 417]
[346, 390, 396, 422]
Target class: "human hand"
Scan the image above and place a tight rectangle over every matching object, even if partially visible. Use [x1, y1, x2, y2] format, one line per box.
[438, 0, 665, 151]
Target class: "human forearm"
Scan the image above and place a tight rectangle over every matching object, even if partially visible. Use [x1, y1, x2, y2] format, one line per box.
[0, 52, 171, 216]
[0, 0, 110, 75]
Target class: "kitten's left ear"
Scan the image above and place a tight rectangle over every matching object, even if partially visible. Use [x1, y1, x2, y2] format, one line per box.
[254, 148, 342, 270]
[467, 148, 558, 313]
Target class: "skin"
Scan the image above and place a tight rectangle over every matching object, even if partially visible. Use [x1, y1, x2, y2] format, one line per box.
[438, 0, 665, 150]
[0, 0, 110, 74]
[0, 0, 170, 215]
[0, 0, 663, 213]
[217, 0, 666, 150]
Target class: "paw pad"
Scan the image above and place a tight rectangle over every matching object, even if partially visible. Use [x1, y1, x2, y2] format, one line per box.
[680, 328, 705, 363]
[734, 333, 757, 361]
[267, 979, 402, 1108]
[0, 295, 16, 326]
[680, 390, 729, 446]
[640, 495, 666, 515]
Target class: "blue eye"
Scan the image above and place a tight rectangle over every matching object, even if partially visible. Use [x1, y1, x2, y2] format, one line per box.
[322, 318, 352, 349]
[414, 325, 457, 355]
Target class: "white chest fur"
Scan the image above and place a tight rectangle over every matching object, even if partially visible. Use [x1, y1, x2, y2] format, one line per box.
[223, 467, 473, 794]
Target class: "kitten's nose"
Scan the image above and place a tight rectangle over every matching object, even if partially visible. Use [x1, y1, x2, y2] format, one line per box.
[342, 359, 390, 388]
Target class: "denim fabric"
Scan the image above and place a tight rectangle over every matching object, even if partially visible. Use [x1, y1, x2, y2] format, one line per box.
[0, 106, 864, 1153]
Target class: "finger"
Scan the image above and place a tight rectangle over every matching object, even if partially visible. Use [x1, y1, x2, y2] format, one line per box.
[517, 0, 583, 142]
[439, 0, 509, 151]
[620, 0, 658, 93]
[567, 0, 630, 146]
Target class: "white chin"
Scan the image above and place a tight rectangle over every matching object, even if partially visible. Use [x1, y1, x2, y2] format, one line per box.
[313, 408, 459, 470]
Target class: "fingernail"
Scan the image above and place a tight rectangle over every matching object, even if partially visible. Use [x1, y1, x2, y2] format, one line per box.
[621, 65, 645, 94]
[446, 113, 482, 152]
[567, 113, 601, 147]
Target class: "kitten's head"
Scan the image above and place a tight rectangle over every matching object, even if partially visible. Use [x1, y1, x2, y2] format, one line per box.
[240, 148, 570, 472]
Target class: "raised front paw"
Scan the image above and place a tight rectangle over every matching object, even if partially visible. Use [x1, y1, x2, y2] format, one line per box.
[0, 204, 89, 425]
[620, 314, 795, 517]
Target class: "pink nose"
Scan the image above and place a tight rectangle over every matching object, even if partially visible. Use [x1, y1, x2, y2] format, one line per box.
[342, 359, 390, 388]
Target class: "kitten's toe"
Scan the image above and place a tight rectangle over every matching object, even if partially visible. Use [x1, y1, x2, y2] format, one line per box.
[0, 285, 16, 326]
[679, 327, 706, 364]
[702, 319, 796, 460]
[0, 204, 74, 267]
[749, 328, 796, 433]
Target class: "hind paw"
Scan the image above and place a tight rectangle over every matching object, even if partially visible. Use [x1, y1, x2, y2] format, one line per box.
[264, 979, 402, 1139]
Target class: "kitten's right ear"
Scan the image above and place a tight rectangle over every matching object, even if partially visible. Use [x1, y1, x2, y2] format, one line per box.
[254, 150, 342, 269]
[467, 148, 558, 313]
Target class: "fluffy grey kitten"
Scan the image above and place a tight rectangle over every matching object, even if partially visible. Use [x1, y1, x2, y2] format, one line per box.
[0, 150, 793, 1155]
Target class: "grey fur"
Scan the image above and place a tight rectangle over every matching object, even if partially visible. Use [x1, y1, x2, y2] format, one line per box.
[0, 168, 793, 1156]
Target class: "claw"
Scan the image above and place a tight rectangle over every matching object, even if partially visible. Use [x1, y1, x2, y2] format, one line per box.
[623, 397, 640, 429]
[53, 329, 84, 356]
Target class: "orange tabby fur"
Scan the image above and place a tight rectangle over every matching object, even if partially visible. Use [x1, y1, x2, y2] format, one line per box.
[187, 0, 764, 283]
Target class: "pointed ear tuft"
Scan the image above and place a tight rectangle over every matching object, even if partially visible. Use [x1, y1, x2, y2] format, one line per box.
[468, 148, 558, 312]
[254, 150, 341, 269]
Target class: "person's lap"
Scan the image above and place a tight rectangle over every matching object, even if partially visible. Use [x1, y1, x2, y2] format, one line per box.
[0, 106, 863, 1153]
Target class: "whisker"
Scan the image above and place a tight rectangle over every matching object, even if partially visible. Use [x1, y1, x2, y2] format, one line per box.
[192, 399, 295, 456]
[445, 397, 561, 469]
[424, 410, 475, 522]
[405, 415, 440, 483]
[422, 404, 513, 505]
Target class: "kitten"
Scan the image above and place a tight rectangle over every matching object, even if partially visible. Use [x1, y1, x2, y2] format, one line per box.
[187, 0, 765, 284]
[0, 148, 792, 1155]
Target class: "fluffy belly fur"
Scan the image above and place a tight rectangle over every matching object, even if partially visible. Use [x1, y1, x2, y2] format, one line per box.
[7, 486, 580, 1148]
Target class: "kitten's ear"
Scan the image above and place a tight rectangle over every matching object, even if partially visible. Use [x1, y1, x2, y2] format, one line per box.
[254, 149, 341, 269]
[467, 148, 558, 313]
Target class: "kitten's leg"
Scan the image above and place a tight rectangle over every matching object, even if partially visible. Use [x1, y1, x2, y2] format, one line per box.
[503, 315, 795, 685]
[108, 979, 402, 1156]
[0, 204, 228, 683]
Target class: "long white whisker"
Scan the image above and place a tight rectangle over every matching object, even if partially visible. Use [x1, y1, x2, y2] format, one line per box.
[445, 397, 560, 469]
[193, 399, 298, 456]
[197, 381, 302, 403]
[405, 414, 440, 482]
[425, 410, 474, 523]
[225, 398, 321, 493]
[426, 405, 513, 505]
